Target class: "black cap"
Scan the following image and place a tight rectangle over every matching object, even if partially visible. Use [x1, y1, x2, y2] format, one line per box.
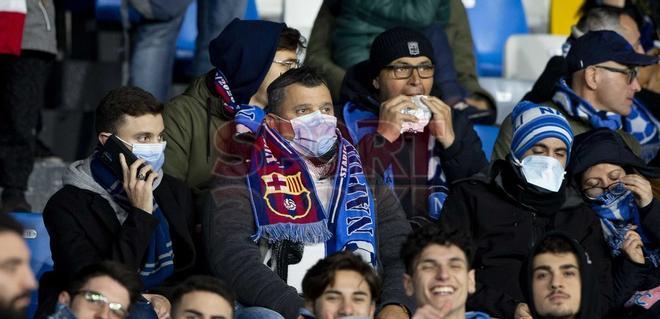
[368, 27, 435, 79]
[566, 30, 659, 74]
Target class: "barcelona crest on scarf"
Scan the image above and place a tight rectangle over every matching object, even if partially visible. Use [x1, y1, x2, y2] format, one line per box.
[247, 124, 378, 267]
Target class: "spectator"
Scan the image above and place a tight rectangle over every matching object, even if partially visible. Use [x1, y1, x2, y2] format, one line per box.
[507, 7, 660, 162]
[0, 213, 37, 319]
[204, 67, 412, 319]
[440, 101, 613, 318]
[48, 261, 142, 319]
[569, 128, 660, 317]
[0, 0, 57, 213]
[40, 87, 197, 319]
[163, 19, 304, 196]
[400, 224, 490, 319]
[523, 232, 600, 319]
[301, 252, 381, 319]
[341, 27, 487, 224]
[305, 0, 495, 112]
[170, 276, 234, 319]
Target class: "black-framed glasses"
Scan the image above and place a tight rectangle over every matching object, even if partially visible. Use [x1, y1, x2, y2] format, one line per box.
[74, 290, 128, 319]
[273, 58, 300, 70]
[582, 181, 627, 199]
[384, 63, 435, 79]
[593, 65, 639, 85]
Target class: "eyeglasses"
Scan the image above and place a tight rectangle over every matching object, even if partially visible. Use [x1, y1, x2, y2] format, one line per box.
[582, 181, 627, 199]
[384, 63, 435, 79]
[74, 290, 128, 319]
[273, 58, 300, 70]
[593, 65, 639, 85]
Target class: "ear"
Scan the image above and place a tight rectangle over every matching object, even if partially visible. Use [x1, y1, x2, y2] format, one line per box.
[304, 300, 315, 314]
[265, 114, 278, 129]
[468, 269, 476, 294]
[98, 133, 110, 146]
[584, 67, 599, 90]
[369, 302, 377, 317]
[372, 77, 380, 90]
[403, 273, 414, 297]
[58, 291, 71, 306]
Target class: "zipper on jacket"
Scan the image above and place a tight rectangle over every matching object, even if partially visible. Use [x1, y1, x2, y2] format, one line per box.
[529, 211, 537, 249]
[38, 0, 52, 31]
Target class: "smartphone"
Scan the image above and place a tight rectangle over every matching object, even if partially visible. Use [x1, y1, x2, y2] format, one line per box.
[99, 135, 141, 181]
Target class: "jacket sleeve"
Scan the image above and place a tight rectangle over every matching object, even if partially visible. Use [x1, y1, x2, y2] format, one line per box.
[163, 96, 194, 182]
[436, 110, 488, 182]
[373, 176, 415, 311]
[492, 113, 514, 161]
[578, 212, 615, 318]
[202, 177, 304, 319]
[304, 0, 345, 100]
[612, 257, 652, 310]
[639, 199, 660, 244]
[43, 187, 159, 281]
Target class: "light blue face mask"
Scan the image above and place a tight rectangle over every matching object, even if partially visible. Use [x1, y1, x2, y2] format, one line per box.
[116, 136, 167, 172]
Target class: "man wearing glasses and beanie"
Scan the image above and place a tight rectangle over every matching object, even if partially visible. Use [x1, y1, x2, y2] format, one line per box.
[494, 30, 660, 162]
[341, 26, 487, 227]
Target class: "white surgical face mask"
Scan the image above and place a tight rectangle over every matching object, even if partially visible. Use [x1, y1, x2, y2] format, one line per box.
[281, 111, 338, 157]
[519, 155, 565, 192]
[116, 136, 167, 172]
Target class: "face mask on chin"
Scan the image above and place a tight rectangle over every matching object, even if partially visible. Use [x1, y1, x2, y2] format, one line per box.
[115, 136, 167, 172]
[274, 111, 338, 158]
[516, 155, 566, 192]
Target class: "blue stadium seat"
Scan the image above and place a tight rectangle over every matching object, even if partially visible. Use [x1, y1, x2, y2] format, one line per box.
[95, 0, 140, 23]
[9, 212, 53, 319]
[473, 124, 500, 161]
[465, 0, 529, 77]
[175, 1, 197, 60]
[245, 0, 259, 20]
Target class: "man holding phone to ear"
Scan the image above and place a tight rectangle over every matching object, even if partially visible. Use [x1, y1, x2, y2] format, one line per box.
[39, 86, 197, 319]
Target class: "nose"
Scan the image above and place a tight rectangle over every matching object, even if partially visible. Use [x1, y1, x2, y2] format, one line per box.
[630, 77, 642, 92]
[21, 266, 38, 291]
[408, 69, 422, 86]
[338, 299, 354, 316]
[435, 265, 450, 280]
[95, 304, 111, 319]
[550, 274, 563, 290]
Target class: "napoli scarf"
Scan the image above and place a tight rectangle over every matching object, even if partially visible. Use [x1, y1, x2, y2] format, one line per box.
[553, 79, 660, 161]
[588, 183, 660, 267]
[247, 124, 378, 266]
[90, 152, 174, 289]
[343, 101, 448, 220]
[213, 69, 265, 133]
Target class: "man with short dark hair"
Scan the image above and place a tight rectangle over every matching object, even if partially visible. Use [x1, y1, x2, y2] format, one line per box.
[0, 213, 37, 319]
[523, 233, 599, 319]
[302, 251, 381, 319]
[205, 66, 412, 319]
[340, 27, 488, 224]
[41, 86, 197, 318]
[400, 224, 489, 319]
[170, 276, 235, 319]
[49, 261, 142, 319]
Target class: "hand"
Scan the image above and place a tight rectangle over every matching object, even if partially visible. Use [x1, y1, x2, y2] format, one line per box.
[423, 96, 455, 148]
[621, 174, 653, 207]
[120, 154, 158, 213]
[411, 303, 453, 319]
[376, 95, 419, 143]
[377, 304, 410, 319]
[514, 303, 532, 319]
[143, 293, 171, 319]
[622, 229, 645, 264]
[465, 96, 490, 111]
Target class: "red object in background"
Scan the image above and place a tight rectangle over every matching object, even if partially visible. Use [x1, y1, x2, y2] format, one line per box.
[0, 0, 27, 56]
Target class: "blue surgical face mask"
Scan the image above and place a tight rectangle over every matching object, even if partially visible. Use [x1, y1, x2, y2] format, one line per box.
[49, 303, 78, 319]
[518, 155, 566, 192]
[116, 136, 167, 172]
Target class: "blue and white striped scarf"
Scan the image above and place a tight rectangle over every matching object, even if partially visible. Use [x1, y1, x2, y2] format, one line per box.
[90, 153, 174, 289]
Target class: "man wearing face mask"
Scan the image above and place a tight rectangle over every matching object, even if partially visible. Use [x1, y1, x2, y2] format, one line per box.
[439, 101, 614, 319]
[39, 87, 197, 319]
[204, 67, 413, 319]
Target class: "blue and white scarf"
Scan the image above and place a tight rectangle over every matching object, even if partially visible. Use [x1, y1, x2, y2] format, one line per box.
[588, 183, 660, 267]
[90, 153, 174, 289]
[553, 79, 660, 161]
[247, 124, 378, 267]
[342, 101, 448, 220]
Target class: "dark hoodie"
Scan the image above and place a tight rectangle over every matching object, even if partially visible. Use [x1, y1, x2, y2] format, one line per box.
[440, 157, 613, 318]
[163, 19, 285, 192]
[522, 232, 600, 319]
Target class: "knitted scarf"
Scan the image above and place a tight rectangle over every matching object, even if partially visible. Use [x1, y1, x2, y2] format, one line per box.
[623, 100, 660, 162]
[247, 124, 378, 266]
[552, 78, 623, 130]
[213, 69, 264, 133]
[90, 153, 174, 289]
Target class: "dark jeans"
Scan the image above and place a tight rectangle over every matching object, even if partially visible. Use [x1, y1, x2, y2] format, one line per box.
[0, 51, 53, 193]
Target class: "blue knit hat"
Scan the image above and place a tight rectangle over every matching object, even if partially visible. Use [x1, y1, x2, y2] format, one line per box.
[510, 101, 574, 161]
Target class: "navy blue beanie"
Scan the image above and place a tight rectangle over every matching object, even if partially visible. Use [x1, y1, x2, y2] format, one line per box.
[510, 101, 574, 161]
[209, 18, 285, 104]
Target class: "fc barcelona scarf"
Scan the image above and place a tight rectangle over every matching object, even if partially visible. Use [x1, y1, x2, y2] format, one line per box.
[247, 124, 378, 266]
[213, 69, 265, 133]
